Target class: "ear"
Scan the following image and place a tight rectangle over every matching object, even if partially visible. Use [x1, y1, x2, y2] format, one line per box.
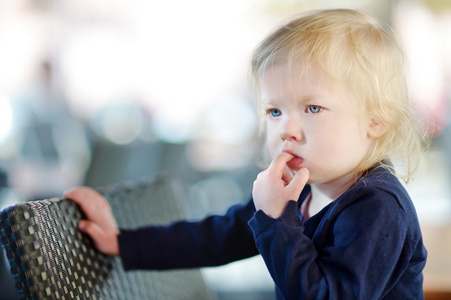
[367, 118, 387, 138]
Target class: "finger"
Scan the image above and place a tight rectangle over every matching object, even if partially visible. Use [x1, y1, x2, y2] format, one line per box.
[286, 168, 310, 195]
[268, 152, 294, 177]
[65, 187, 91, 213]
[79, 220, 103, 240]
[281, 166, 292, 185]
[64, 187, 94, 206]
[65, 187, 103, 203]
[65, 187, 111, 220]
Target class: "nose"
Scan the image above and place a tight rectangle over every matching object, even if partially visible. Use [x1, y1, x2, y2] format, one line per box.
[280, 116, 303, 142]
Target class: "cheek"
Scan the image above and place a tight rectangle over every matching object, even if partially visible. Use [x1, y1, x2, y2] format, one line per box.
[324, 123, 369, 156]
[265, 128, 281, 159]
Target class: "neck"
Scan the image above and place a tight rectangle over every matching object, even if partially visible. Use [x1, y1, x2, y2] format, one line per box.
[310, 172, 361, 203]
[306, 185, 332, 218]
[307, 174, 359, 218]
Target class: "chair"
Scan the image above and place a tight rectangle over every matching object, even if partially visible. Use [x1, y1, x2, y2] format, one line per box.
[0, 174, 215, 299]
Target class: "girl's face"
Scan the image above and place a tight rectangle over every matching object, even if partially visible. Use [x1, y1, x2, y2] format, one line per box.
[261, 62, 375, 188]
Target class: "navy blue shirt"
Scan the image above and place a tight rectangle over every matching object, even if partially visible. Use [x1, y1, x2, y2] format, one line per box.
[119, 166, 427, 299]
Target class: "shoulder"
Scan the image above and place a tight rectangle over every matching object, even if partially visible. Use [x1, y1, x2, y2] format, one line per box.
[339, 166, 414, 215]
[328, 166, 422, 239]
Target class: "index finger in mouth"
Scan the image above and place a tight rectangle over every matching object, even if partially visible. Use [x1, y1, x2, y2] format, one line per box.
[268, 152, 295, 176]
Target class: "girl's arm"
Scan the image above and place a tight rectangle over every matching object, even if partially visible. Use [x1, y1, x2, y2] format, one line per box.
[250, 155, 425, 299]
[118, 198, 259, 270]
[66, 187, 259, 270]
[249, 191, 418, 299]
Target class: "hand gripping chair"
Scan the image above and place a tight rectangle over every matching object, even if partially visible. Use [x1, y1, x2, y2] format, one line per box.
[0, 174, 215, 299]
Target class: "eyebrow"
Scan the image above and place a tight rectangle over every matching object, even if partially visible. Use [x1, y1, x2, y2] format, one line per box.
[261, 94, 320, 106]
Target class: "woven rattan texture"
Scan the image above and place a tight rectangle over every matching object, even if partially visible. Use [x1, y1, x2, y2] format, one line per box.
[0, 175, 214, 299]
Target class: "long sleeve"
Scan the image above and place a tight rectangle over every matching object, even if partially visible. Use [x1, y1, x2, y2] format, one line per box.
[249, 179, 426, 299]
[118, 197, 259, 270]
[117, 166, 426, 299]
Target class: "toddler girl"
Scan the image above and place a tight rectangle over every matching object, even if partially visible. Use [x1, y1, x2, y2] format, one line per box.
[67, 9, 427, 299]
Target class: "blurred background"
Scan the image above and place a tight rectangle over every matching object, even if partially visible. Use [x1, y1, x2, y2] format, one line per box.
[0, 0, 450, 299]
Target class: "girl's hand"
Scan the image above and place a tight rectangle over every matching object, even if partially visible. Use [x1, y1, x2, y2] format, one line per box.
[252, 152, 309, 218]
[64, 187, 120, 256]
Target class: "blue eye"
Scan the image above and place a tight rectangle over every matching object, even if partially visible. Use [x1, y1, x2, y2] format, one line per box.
[307, 105, 322, 114]
[268, 109, 282, 117]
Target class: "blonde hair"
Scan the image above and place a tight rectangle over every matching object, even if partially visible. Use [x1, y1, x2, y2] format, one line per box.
[250, 9, 427, 182]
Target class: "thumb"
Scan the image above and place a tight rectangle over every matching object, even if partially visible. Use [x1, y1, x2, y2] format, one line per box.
[286, 168, 309, 196]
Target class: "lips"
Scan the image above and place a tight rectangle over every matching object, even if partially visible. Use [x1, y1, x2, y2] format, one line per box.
[286, 156, 303, 169]
[283, 150, 304, 169]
